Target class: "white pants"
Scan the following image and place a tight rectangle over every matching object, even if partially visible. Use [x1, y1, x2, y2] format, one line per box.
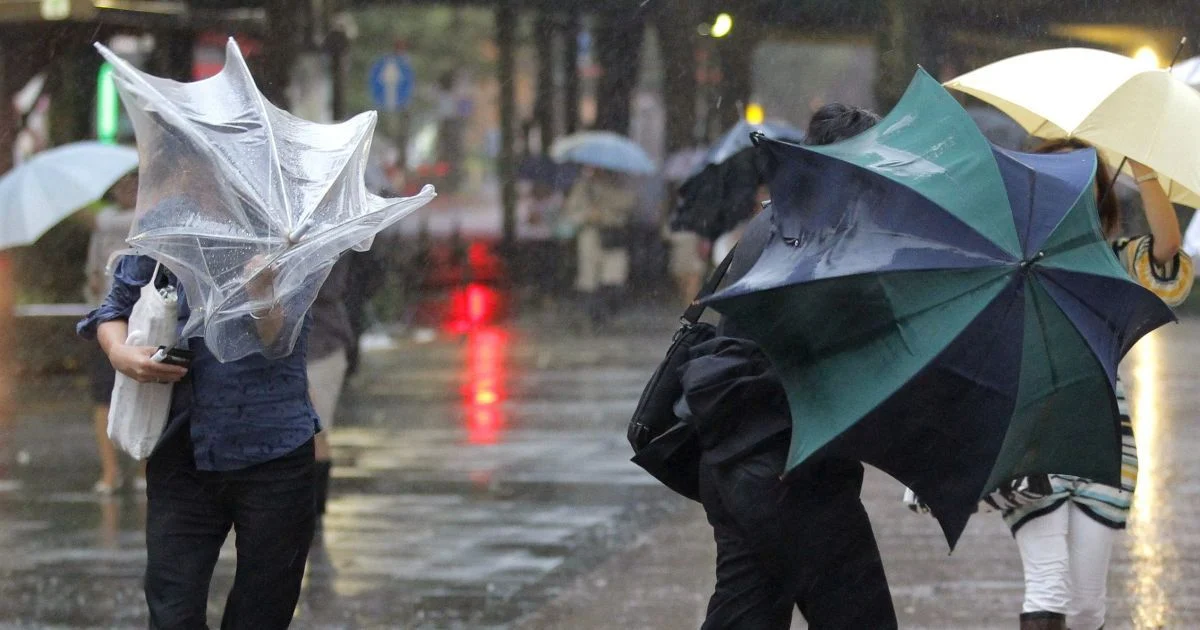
[1015, 502, 1116, 630]
[307, 349, 349, 430]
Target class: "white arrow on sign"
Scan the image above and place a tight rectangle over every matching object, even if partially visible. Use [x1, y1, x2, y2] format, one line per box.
[381, 59, 402, 111]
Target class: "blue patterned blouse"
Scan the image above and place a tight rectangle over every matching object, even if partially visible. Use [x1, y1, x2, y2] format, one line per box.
[78, 254, 320, 471]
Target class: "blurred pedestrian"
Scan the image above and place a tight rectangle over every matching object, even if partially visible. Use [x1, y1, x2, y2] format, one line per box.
[0, 251, 12, 455]
[519, 181, 566, 304]
[343, 249, 384, 376]
[680, 103, 896, 629]
[665, 227, 707, 306]
[82, 172, 141, 494]
[79, 232, 319, 627]
[562, 167, 636, 325]
[307, 255, 354, 535]
[710, 185, 770, 267]
[1004, 138, 1191, 630]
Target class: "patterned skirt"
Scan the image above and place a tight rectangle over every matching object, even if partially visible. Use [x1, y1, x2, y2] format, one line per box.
[1002, 380, 1136, 533]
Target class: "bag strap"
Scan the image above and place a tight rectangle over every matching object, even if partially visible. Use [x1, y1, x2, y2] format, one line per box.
[681, 246, 736, 325]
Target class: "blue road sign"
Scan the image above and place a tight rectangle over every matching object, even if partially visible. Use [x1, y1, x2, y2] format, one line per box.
[369, 55, 414, 112]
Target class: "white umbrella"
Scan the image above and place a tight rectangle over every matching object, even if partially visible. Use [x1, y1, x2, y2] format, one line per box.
[550, 131, 656, 175]
[0, 141, 138, 250]
[945, 48, 1200, 208]
[1172, 55, 1200, 87]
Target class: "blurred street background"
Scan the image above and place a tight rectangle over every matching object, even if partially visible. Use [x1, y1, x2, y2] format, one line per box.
[3, 305, 1200, 628]
[3, 0, 1200, 628]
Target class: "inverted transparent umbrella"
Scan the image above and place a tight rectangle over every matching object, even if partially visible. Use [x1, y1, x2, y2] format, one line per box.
[98, 39, 435, 362]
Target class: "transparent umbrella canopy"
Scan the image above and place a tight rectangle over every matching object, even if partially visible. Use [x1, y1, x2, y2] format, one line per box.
[98, 39, 435, 362]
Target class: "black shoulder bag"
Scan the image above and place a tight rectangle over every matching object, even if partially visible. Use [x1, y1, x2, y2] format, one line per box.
[626, 248, 735, 501]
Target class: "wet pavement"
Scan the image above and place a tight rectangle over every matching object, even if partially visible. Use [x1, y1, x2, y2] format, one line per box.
[2, 305, 1199, 628]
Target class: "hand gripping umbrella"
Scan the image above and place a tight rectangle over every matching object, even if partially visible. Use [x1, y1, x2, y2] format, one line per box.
[705, 69, 1174, 548]
[97, 39, 435, 362]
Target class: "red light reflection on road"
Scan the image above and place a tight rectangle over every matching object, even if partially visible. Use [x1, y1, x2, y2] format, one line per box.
[447, 283, 501, 333]
[463, 328, 508, 445]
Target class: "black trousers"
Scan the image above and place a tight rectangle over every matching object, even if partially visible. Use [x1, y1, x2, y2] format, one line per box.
[144, 424, 315, 630]
[699, 441, 897, 630]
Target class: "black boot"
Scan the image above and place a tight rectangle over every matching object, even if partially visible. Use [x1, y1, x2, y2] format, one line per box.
[1020, 611, 1066, 630]
[313, 460, 332, 536]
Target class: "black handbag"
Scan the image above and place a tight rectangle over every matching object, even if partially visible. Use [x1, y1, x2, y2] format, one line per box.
[627, 248, 736, 501]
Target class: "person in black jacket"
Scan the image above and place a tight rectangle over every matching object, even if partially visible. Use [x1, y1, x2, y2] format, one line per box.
[679, 104, 897, 630]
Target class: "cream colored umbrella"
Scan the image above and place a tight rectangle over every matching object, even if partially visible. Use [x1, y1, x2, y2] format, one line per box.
[945, 47, 1200, 208]
[1173, 55, 1200, 87]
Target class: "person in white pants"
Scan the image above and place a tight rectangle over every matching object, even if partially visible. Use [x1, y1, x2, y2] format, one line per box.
[1016, 501, 1116, 629]
[1003, 138, 1191, 630]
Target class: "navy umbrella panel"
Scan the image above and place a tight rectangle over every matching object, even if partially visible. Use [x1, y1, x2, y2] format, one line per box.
[705, 95, 1174, 548]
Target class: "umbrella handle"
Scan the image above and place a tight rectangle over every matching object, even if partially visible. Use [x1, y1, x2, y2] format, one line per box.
[1097, 156, 1129, 212]
[1169, 37, 1189, 70]
[287, 219, 313, 245]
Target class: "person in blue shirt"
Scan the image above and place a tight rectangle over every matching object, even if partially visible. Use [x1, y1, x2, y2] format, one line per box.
[79, 249, 320, 629]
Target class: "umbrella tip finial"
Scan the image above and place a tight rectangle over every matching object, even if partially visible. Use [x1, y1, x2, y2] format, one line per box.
[1169, 37, 1189, 70]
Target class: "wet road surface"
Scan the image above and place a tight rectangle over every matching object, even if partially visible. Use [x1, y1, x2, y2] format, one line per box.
[2, 307, 1199, 628]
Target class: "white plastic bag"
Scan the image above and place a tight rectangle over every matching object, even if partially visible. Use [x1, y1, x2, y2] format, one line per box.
[107, 265, 179, 460]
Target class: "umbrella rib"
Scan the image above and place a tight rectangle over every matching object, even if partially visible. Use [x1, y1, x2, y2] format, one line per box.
[289, 186, 436, 247]
[131, 229, 288, 247]
[290, 125, 373, 241]
[854, 227, 1013, 265]
[1022, 168, 1037, 258]
[1025, 281, 1061, 388]
[243, 79, 293, 233]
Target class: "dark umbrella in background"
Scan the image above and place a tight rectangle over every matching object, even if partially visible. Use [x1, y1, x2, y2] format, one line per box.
[517, 153, 579, 192]
[965, 105, 1030, 151]
[671, 120, 804, 240]
[705, 70, 1174, 549]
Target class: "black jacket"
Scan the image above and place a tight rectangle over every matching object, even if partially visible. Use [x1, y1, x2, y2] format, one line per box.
[675, 336, 790, 465]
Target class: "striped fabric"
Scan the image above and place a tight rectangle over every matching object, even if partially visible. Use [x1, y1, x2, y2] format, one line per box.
[1003, 235, 1192, 534]
[1115, 234, 1194, 307]
[1003, 381, 1134, 532]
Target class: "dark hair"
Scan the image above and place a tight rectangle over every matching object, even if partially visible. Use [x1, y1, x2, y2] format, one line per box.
[804, 103, 882, 147]
[1032, 138, 1121, 238]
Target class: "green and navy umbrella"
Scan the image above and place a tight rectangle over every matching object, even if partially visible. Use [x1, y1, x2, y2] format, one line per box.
[705, 70, 1174, 548]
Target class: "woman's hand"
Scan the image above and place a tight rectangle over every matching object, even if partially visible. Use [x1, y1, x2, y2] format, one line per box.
[107, 344, 188, 384]
[244, 255, 284, 344]
[1129, 159, 1154, 181]
[1128, 159, 1182, 264]
[245, 255, 278, 303]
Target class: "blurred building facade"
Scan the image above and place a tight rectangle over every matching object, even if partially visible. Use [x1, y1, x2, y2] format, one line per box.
[0, 0, 1196, 244]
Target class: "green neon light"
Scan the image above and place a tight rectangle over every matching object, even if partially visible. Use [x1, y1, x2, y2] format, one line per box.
[96, 62, 118, 144]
